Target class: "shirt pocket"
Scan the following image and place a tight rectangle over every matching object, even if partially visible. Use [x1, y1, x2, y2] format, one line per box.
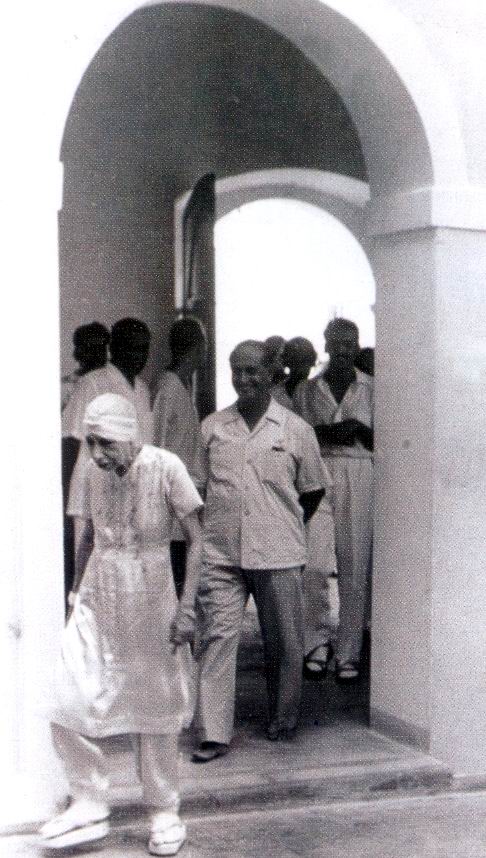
[253, 445, 295, 488]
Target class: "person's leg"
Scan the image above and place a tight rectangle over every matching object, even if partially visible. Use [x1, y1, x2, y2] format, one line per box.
[136, 733, 185, 856]
[252, 567, 304, 737]
[303, 496, 336, 672]
[138, 733, 180, 812]
[39, 724, 110, 848]
[193, 564, 248, 748]
[331, 458, 373, 668]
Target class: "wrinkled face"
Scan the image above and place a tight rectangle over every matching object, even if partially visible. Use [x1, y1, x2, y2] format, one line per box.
[86, 434, 133, 473]
[325, 329, 359, 371]
[230, 344, 272, 404]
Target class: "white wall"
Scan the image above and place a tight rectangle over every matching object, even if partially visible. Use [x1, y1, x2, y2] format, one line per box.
[2, 0, 486, 831]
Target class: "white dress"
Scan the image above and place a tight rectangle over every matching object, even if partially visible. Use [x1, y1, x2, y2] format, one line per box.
[51, 445, 202, 737]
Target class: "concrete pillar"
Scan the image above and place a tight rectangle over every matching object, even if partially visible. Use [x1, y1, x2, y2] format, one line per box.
[370, 224, 486, 776]
[0, 8, 68, 829]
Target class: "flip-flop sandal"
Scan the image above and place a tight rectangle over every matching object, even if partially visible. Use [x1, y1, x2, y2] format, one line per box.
[148, 821, 187, 856]
[335, 661, 360, 683]
[303, 643, 333, 681]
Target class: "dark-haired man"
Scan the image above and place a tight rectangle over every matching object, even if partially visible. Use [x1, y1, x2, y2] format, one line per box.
[153, 317, 206, 597]
[62, 318, 153, 605]
[192, 340, 329, 761]
[294, 318, 373, 683]
[271, 336, 317, 410]
[61, 322, 110, 412]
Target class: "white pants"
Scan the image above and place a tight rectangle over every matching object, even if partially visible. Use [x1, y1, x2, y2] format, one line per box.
[326, 457, 373, 664]
[51, 723, 180, 811]
[303, 497, 336, 656]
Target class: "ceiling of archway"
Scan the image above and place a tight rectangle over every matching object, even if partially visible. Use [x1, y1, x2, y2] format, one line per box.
[61, 2, 366, 208]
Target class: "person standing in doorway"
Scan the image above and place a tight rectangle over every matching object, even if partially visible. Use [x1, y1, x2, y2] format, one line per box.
[192, 340, 328, 761]
[264, 334, 286, 385]
[62, 318, 153, 607]
[61, 322, 110, 413]
[271, 336, 317, 410]
[41, 394, 203, 856]
[294, 318, 373, 683]
[61, 322, 111, 610]
[153, 317, 206, 598]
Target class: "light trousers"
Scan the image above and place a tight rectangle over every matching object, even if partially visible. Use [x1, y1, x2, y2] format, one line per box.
[195, 564, 304, 744]
[51, 723, 180, 811]
[326, 456, 373, 664]
[303, 497, 336, 656]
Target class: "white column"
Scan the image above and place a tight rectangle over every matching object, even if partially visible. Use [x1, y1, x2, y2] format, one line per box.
[0, 9, 68, 830]
[370, 219, 486, 776]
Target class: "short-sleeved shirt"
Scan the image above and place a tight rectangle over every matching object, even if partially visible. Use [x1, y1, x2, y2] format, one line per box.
[67, 444, 202, 547]
[62, 363, 153, 444]
[152, 371, 205, 489]
[201, 398, 331, 570]
[293, 370, 373, 460]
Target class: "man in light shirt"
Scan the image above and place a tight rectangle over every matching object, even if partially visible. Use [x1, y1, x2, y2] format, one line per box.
[192, 340, 329, 762]
[153, 317, 206, 597]
[61, 322, 110, 413]
[294, 318, 373, 683]
[62, 318, 153, 605]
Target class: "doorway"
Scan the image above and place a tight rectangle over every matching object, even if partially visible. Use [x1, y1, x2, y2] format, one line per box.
[214, 197, 375, 407]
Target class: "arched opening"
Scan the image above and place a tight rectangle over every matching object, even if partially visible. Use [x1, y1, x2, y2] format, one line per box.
[214, 197, 375, 408]
[7, 0, 480, 830]
[57, 0, 440, 791]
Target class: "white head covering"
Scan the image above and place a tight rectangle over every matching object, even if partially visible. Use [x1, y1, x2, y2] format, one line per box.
[83, 394, 139, 442]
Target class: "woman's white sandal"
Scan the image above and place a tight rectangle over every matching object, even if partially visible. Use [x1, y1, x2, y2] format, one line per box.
[39, 799, 110, 850]
[148, 814, 186, 856]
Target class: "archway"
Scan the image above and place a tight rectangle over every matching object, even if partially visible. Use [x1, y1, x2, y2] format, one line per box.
[56, 0, 468, 765]
[7, 0, 483, 831]
[214, 197, 375, 407]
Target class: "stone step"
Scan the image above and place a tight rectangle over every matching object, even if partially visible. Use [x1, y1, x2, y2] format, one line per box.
[104, 739, 452, 818]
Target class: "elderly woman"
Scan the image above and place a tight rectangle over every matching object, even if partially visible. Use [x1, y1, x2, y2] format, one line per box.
[40, 394, 203, 856]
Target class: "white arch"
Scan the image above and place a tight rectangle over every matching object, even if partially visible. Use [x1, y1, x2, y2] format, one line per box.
[174, 169, 370, 308]
[58, 0, 467, 205]
[216, 169, 369, 228]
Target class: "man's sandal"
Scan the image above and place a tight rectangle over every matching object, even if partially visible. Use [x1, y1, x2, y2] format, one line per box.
[335, 661, 360, 684]
[303, 643, 333, 681]
[191, 741, 229, 763]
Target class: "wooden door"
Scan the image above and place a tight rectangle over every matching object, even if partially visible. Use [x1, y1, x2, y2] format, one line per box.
[182, 172, 216, 418]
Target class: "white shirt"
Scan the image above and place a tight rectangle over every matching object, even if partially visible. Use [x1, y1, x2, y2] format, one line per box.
[64, 364, 153, 519]
[293, 370, 373, 460]
[152, 371, 204, 488]
[201, 399, 330, 570]
[62, 363, 153, 443]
